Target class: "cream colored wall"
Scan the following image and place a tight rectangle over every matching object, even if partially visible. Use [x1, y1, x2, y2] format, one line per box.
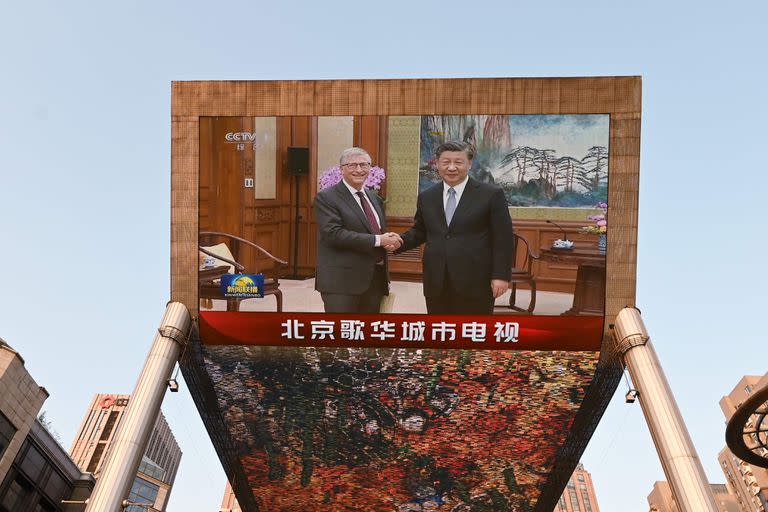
[253, 117, 277, 200]
[316, 116, 353, 186]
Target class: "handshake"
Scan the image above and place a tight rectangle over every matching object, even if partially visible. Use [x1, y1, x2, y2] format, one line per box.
[381, 232, 404, 252]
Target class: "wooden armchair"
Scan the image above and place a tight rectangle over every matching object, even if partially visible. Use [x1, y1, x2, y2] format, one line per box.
[507, 232, 540, 314]
[199, 231, 288, 312]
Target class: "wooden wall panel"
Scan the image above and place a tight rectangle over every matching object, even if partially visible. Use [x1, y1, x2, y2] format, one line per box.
[198, 118, 212, 231]
[246, 81, 279, 114]
[470, 78, 506, 113]
[436, 79, 472, 114]
[275, 117, 294, 270]
[614, 76, 643, 113]
[353, 116, 382, 164]
[172, 81, 247, 116]
[170, 118, 199, 310]
[401, 79, 434, 115]
[199, 117, 246, 240]
[506, 79, 526, 113]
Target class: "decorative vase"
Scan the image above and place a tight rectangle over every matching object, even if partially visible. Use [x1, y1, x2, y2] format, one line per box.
[598, 233, 607, 253]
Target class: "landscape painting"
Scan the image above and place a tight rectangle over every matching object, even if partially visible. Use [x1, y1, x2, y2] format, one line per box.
[419, 115, 609, 208]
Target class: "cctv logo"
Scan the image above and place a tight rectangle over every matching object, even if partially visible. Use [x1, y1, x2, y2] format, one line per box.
[225, 132, 258, 142]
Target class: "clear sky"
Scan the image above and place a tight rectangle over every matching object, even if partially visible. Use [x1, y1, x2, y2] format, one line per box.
[1, 1, 766, 510]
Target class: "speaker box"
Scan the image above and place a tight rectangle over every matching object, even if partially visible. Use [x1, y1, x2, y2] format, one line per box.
[287, 147, 309, 176]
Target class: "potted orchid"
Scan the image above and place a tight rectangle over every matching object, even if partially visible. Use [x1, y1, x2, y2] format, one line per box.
[582, 202, 608, 252]
[318, 165, 386, 191]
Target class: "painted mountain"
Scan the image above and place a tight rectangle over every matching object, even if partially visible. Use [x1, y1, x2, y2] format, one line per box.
[419, 115, 609, 208]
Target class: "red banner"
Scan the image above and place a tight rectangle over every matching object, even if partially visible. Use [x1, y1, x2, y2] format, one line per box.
[199, 312, 603, 351]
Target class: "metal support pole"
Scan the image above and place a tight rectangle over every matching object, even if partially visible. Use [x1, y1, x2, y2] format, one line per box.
[85, 302, 191, 512]
[613, 307, 718, 512]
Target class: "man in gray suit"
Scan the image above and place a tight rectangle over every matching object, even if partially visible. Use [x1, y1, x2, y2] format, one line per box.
[314, 147, 402, 313]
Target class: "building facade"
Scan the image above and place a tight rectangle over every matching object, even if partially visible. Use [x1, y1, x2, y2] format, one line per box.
[647, 480, 741, 512]
[719, 375, 768, 512]
[0, 339, 94, 512]
[69, 394, 182, 512]
[0, 339, 49, 482]
[552, 463, 601, 512]
[0, 420, 95, 512]
[220, 481, 241, 512]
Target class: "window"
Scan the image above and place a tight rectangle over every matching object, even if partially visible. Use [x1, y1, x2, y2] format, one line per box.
[568, 488, 580, 511]
[34, 499, 56, 512]
[1, 475, 33, 512]
[43, 470, 69, 504]
[0, 411, 16, 461]
[99, 412, 119, 441]
[126, 477, 159, 512]
[19, 445, 45, 481]
[86, 443, 106, 473]
[138, 457, 166, 482]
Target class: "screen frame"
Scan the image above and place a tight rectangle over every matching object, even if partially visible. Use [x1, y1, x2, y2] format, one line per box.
[171, 77, 641, 512]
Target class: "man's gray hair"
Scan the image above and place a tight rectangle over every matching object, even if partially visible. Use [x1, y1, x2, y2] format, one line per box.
[339, 147, 371, 166]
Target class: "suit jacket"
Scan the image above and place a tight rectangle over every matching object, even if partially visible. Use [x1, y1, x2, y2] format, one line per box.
[399, 177, 513, 298]
[314, 181, 389, 295]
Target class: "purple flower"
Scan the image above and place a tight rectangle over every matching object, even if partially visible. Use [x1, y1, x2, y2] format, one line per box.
[318, 166, 343, 190]
[318, 165, 387, 191]
[365, 166, 386, 190]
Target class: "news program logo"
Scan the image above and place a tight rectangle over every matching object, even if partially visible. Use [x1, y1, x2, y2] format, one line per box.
[221, 274, 264, 298]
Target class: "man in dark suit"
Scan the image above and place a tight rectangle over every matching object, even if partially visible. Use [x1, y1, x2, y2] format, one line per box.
[396, 141, 514, 314]
[314, 147, 403, 313]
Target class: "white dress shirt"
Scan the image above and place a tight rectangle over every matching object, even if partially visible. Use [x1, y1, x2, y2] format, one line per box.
[442, 175, 469, 211]
[342, 179, 382, 246]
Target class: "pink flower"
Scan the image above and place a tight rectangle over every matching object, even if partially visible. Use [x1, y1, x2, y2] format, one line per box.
[318, 165, 387, 191]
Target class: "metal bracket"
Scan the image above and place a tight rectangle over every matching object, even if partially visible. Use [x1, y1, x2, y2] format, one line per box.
[157, 325, 188, 346]
[614, 332, 649, 356]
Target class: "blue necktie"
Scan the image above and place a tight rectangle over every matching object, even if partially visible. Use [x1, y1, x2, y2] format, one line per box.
[445, 187, 457, 226]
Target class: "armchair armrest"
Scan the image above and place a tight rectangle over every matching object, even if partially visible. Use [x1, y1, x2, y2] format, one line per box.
[198, 248, 245, 273]
[199, 231, 288, 278]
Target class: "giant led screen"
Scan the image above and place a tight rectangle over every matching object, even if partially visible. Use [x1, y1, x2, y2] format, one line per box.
[193, 110, 613, 511]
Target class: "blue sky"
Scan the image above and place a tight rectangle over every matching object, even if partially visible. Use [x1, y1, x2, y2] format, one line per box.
[1, 1, 766, 510]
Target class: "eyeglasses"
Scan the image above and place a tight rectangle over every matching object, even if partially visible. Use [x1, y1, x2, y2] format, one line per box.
[341, 162, 372, 170]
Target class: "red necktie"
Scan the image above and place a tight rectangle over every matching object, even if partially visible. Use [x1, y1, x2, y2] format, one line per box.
[356, 191, 382, 234]
[356, 191, 385, 263]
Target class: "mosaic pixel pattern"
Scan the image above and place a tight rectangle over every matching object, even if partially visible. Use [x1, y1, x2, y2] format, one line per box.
[202, 346, 599, 511]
